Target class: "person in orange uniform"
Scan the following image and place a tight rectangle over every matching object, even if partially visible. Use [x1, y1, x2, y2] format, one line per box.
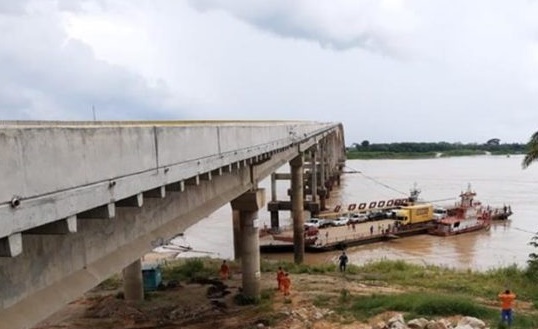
[498, 289, 516, 327]
[281, 272, 291, 296]
[219, 260, 230, 280]
[276, 266, 285, 291]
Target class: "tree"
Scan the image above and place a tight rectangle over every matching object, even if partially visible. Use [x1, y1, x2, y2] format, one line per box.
[523, 131, 538, 278]
[486, 138, 500, 146]
[522, 131, 538, 169]
[528, 235, 538, 279]
[361, 140, 370, 148]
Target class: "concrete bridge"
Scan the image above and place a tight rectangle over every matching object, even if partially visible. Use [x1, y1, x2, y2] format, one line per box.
[0, 120, 345, 329]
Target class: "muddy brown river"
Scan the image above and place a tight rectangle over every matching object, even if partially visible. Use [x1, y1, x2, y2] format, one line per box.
[169, 155, 538, 271]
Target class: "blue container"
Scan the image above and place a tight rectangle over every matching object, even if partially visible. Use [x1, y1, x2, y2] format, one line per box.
[142, 265, 162, 291]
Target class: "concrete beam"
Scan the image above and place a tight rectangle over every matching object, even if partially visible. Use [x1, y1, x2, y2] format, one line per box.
[223, 164, 233, 173]
[116, 194, 143, 208]
[200, 172, 212, 181]
[185, 175, 200, 186]
[78, 203, 115, 219]
[0, 123, 342, 240]
[274, 173, 291, 180]
[165, 181, 185, 192]
[143, 186, 166, 199]
[299, 138, 317, 152]
[0, 234, 22, 257]
[25, 216, 77, 235]
[230, 189, 266, 212]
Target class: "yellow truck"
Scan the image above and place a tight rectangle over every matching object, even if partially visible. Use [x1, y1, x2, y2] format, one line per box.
[395, 204, 434, 226]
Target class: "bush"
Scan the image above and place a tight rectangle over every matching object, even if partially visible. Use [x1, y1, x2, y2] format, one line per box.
[234, 293, 259, 305]
[161, 258, 216, 282]
[347, 292, 496, 321]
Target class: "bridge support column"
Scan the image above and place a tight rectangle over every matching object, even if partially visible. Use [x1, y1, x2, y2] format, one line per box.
[319, 142, 327, 210]
[123, 259, 144, 301]
[290, 155, 305, 264]
[270, 173, 279, 229]
[231, 189, 266, 299]
[232, 210, 242, 260]
[311, 148, 318, 204]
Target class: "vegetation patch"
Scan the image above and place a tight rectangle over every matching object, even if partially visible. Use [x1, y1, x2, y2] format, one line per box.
[341, 292, 494, 321]
[161, 258, 220, 282]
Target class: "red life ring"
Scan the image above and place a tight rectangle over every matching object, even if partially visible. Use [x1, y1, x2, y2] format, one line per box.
[334, 205, 342, 212]
[377, 200, 386, 208]
[394, 199, 401, 205]
[386, 200, 394, 207]
[369, 201, 377, 209]
[358, 203, 367, 210]
[348, 203, 357, 211]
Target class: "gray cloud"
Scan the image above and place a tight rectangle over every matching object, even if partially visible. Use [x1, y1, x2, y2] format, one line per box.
[0, 1, 176, 121]
[188, 0, 416, 55]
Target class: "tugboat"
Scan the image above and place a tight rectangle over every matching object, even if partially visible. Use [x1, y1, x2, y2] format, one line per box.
[429, 184, 490, 236]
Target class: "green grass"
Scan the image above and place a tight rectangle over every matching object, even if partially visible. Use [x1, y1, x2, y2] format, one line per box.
[341, 292, 495, 321]
[260, 259, 538, 328]
[160, 258, 222, 282]
[337, 292, 538, 328]
[261, 260, 338, 274]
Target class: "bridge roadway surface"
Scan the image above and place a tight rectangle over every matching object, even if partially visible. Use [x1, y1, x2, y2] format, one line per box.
[0, 120, 345, 329]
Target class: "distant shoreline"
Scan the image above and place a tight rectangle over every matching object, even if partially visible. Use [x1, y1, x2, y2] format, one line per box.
[346, 151, 522, 160]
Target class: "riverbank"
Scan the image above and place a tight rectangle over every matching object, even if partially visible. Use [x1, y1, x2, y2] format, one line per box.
[34, 258, 538, 329]
[345, 150, 521, 159]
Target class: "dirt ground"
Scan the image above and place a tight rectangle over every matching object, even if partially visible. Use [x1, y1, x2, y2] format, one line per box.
[32, 269, 407, 329]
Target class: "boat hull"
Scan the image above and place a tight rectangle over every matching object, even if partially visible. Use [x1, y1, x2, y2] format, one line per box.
[429, 222, 489, 236]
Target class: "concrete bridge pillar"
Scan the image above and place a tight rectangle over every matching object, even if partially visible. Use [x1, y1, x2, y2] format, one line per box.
[290, 155, 305, 264]
[311, 148, 318, 204]
[231, 189, 265, 299]
[123, 259, 144, 301]
[270, 173, 279, 229]
[319, 142, 327, 211]
[232, 210, 242, 260]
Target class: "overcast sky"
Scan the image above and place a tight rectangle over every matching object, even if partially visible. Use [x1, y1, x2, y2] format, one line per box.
[1, 0, 538, 144]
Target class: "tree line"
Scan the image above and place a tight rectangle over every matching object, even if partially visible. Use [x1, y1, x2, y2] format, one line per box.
[347, 140, 527, 157]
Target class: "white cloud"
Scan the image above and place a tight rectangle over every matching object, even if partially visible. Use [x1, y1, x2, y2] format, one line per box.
[0, 0, 177, 120]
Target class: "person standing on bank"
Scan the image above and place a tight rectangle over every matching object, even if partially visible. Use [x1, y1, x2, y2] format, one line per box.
[219, 260, 230, 280]
[338, 251, 348, 272]
[498, 289, 516, 327]
[276, 266, 285, 291]
[281, 272, 291, 296]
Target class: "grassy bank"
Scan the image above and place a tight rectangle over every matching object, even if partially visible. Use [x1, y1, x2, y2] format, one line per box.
[117, 258, 538, 329]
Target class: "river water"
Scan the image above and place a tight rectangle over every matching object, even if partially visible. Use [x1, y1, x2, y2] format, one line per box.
[170, 155, 538, 271]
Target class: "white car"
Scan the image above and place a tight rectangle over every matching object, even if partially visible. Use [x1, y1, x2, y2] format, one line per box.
[304, 218, 331, 228]
[333, 217, 349, 226]
[348, 213, 368, 223]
